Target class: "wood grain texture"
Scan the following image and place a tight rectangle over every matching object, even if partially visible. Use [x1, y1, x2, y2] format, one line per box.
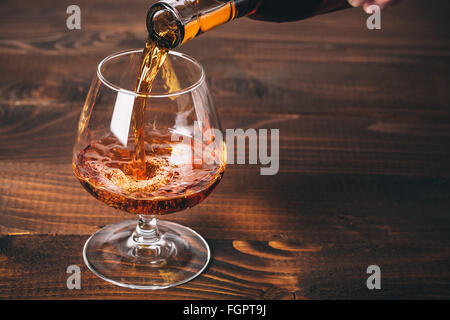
[0, 0, 450, 299]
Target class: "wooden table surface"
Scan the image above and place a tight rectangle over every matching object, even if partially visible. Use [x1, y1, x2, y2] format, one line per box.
[1, 0, 449, 299]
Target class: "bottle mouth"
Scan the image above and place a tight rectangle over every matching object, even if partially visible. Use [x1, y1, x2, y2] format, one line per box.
[146, 3, 184, 49]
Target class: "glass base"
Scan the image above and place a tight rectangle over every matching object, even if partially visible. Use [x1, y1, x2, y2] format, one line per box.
[83, 219, 210, 290]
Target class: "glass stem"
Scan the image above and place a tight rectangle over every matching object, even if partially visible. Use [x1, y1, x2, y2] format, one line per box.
[133, 215, 161, 245]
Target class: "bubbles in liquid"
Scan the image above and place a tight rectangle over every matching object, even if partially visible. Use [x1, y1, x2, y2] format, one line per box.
[75, 132, 223, 201]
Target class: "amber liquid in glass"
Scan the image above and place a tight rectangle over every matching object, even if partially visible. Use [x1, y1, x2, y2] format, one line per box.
[73, 132, 224, 215]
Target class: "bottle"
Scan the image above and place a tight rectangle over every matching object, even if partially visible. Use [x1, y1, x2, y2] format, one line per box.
[147, 0, 351, 49]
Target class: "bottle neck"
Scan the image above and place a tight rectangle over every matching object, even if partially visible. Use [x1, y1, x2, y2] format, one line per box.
[147, 0, 261, 49]
[146, 0, 351, 49]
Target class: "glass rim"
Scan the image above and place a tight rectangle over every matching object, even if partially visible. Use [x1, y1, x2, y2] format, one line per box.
[97, 48, 206, 98]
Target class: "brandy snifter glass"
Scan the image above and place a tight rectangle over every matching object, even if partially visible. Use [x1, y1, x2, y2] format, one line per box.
[72, 49, 225, 289]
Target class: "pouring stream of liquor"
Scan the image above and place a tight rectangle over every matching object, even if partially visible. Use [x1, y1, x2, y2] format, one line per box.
[131, 39, 169, 179]
[132, 25, 183, 180]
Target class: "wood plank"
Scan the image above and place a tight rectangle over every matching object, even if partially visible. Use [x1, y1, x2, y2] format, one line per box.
[1, 234, 449, 299]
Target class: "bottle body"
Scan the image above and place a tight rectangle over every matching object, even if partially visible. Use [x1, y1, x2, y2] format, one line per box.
[147, 0, 350, 48]
[249, 0, 351, 22]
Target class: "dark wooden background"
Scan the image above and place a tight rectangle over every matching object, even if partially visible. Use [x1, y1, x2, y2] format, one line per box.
[1, 0, 449, 299]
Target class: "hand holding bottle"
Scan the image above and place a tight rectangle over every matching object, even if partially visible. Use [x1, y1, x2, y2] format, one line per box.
[348, 0, 400, 13]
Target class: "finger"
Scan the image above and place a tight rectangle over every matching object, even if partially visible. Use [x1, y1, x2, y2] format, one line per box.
[347, 0, 365, 7]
